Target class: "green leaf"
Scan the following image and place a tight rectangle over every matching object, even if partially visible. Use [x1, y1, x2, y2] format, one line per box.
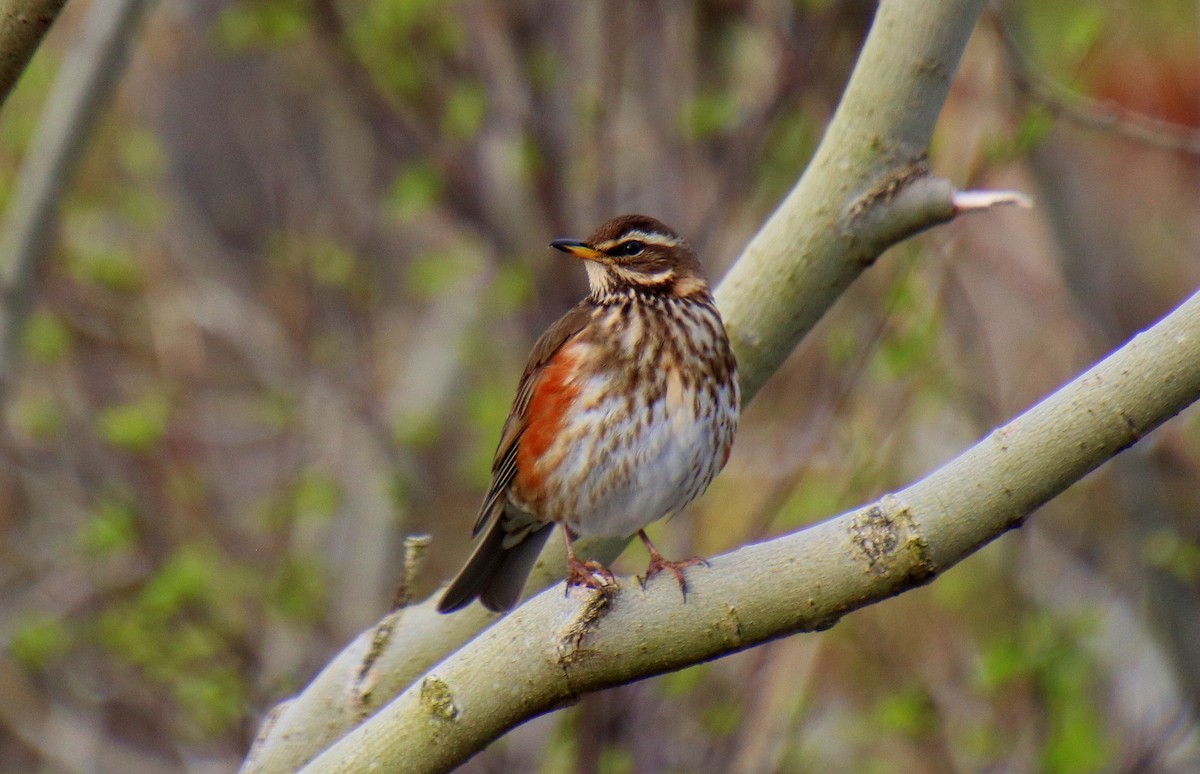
[874, 687, 935, 738]
[79, 497, 139, 555]
[386, 163, 443, 223]
[140, 546, 218, 618]
[12, 394, 63, 439]
[683, 92, 738, 139]
[120, 127, 166, 178]
[461, 374, 518, 486]
[701, 700, 742, 736]
[216, 0, 310, 50]
[270, 556, 328, 621]
[97, 396, 169, 453]
[309, 239, 356, 288]
[442, 82, 487, 140]
[22, 311, 72, 362]
[172, 668, 246, 735]
[1142, 529, 1200, 582]
[292, 469, 342, 522]
[406, 246, 483, 299]
[8, 614, 71, 671]
[72, 246, 145, 292]
[490, 264, 534, 315]
[659, 662, 708, 697]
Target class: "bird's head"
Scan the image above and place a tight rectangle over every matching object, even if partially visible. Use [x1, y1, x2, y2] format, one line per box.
[550, 215, 710, 300]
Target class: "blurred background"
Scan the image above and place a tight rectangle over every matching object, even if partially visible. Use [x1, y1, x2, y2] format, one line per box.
[2, 0, 1200, 771]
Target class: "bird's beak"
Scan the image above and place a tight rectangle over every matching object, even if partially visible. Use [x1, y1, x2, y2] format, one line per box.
[550, 238, 605, 262]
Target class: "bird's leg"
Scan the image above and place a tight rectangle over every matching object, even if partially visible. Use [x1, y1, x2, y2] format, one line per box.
[637, 529, 708, 600]
[562, 527, 615, 592]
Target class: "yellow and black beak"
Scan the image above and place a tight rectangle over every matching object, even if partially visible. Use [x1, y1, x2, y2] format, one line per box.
[550, 238, 605, 262]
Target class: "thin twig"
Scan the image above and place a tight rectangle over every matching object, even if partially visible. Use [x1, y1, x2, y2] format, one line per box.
[992, 14, 1200, 158]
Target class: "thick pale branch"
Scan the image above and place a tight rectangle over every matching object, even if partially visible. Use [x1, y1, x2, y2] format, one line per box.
[302, 284, 1200, 774]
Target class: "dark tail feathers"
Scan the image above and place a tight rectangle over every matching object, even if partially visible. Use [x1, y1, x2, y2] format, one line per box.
[437, 521, 554, 613]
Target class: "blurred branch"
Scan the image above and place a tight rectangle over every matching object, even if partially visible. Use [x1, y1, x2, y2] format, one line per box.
[243, 0, 1002, 770]
[714, 0, 986, 402]
[0, 0, 66, 110]
[300, 284, 1200, 772]
[0, 0, 151, 398]
[992, 14, 1200, 158]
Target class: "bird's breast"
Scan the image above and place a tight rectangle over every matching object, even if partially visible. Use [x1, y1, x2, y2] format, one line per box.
[510, 300, 739, 536]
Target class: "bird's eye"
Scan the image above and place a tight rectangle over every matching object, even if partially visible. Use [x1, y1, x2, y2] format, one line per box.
[616, 240, 645, 256]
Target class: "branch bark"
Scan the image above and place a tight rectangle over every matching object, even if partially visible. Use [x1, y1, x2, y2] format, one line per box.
[0, 0, 67, 110]
[243, 0, 1002, 770]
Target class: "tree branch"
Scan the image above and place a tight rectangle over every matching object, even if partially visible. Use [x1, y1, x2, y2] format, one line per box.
[0, 0, 66, 110]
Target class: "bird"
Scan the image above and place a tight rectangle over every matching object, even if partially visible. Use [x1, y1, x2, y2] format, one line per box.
[437, 214, 739, 614]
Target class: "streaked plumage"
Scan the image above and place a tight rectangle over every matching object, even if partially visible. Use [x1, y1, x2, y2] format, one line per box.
[438, 215, 739, 613]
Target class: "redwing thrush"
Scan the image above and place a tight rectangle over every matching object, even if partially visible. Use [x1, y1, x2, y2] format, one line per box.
[437, 215, 739, 613]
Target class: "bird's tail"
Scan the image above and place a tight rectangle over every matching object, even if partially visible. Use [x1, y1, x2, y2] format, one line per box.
[437, 519, 554, 613]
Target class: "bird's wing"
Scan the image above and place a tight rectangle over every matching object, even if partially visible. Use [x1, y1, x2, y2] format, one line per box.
[471, 302, 595, 536]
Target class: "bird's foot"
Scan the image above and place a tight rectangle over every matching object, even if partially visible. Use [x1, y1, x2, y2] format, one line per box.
[639, 555, 708, 600]
[565, 557, 616, 594]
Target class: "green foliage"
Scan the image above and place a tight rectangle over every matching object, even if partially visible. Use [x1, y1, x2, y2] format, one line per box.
[977, 612, 1111, 773]
[291, 469, 342, 522]
[461, 374, 518, 486]
[659, 661, 708, 697]
[872, 261, 945, 386]
[259, 468, 342, 528]
[984, 106, 1054, 163]
[683, 92, 739, 139]
[96, 545, 254, 736]
[597, 746, 634, 774]
[22, 311, 72, 362]
[386, 162, 444, 223]
[268, 232, 362, 291]
[70, 244, 145, 292]
[308, 239, 357, 288]
[489, 264, 535, 316]
[775, 478, 846, 529]
[701, 700, 742, 736]
[0, 50, 55, 154]
[349, 0, 464, 100]
[1021, 2, 1106, 74]
[119, 127, 166, 179]
[7, 614, 72, 671]
[173, 667, 247, 737]
[1142, 529, 1200, 582]
[79, 496, 139, 556]
[12, 394, 63, 439]
[757, 107, 819, 202]
[406, 244, 484, 300]
[216, 0, 310, 50]
[258, 391, 297, 431]
[269, 555, 328, 621]
[873, 686, 935, 738]
[117, 184, 168, 229]
[443, 82, 487, 140]
[97, 395, 169, 453]
[394, 411, 442, 449]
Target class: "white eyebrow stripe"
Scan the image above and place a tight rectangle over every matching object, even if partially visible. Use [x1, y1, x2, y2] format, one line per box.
[594, 230, 684, 252]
